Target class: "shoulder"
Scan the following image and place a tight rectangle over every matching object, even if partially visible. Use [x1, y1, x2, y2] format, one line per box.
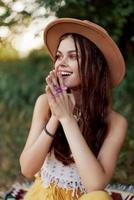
[106, 110, 128, 141]
[33, 93, 50, 119]
[107, 110, 128, 128]
[97, 111, 128, 180]
[35, 93, 49, 110]
[36, 93, 48, 104]
[98, 110, 128, 160]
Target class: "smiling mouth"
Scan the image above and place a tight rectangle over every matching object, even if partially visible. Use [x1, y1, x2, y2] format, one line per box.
[60, 71, 73, 77]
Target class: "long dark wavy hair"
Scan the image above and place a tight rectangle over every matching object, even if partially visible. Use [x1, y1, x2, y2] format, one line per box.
[49, 33, 113, 165]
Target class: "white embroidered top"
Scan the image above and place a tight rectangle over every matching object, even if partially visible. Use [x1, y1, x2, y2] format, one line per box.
[40, 149, 87, 197]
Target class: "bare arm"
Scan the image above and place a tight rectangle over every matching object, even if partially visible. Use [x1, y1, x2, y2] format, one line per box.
[60, 111, 128, 192]
[19, 94, 59, 178]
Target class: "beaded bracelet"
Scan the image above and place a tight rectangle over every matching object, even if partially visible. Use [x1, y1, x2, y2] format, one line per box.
[44, 125, 55, 138]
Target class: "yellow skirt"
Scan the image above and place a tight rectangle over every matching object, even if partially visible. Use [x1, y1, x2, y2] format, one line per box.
[23, 176, 112, 200]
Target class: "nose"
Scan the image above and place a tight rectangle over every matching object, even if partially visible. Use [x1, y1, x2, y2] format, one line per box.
[55, 55, 69, 73]
[60, 56, 68, 66]
[60, 63, 68, 68]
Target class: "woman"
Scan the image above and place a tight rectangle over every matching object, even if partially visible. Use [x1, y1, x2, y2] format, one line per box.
[20, 18, 128, 200]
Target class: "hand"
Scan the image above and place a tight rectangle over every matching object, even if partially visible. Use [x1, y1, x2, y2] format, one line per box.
[45, 70, 75, 122]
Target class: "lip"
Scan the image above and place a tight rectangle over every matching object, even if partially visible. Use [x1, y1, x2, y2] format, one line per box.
[62, 76, 68, 79]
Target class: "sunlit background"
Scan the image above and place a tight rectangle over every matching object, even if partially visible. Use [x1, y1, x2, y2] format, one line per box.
[0, 0, 56, 56]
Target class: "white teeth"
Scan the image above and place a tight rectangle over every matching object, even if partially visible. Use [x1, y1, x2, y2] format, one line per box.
[60, 71, 72, 76]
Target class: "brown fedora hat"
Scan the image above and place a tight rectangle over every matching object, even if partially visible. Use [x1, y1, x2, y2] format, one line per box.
[44, 18, 125, 87]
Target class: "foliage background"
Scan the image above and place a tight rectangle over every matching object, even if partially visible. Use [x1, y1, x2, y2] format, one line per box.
[0, 0, 134, 189]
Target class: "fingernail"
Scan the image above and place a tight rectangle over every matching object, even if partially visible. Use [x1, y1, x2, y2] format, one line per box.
[62, 86, 68, 91]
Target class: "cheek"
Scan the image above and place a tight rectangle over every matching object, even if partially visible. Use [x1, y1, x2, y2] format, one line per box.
[73, 62, 79, 73]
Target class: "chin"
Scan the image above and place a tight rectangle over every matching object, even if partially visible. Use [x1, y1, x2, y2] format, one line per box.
[67, 84, 81, 90]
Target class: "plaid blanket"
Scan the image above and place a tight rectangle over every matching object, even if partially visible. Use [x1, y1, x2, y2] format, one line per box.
[1, 182, 134, 200]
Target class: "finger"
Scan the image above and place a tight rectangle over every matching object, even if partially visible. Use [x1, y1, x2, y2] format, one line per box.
[45, 85, 62, 110]
[46, 71, 63, 100]
[57, 72, 68, 100]
[50, 70, 59, 86]
[46, 75, 58, 97]
[45, 85, 55, 101]
[57, 71, 67, 91]
[51, 70, 64, 100]
[45, 85, 57, 113]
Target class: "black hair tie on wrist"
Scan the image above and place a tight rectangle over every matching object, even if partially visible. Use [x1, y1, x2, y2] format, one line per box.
[44, 125, 55, 138]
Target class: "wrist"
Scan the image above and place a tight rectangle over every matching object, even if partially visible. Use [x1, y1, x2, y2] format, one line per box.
[60, 116, 76, 125]
[45, 115, 60, 137]
[50, 115, 59, 125]
[44, 124, 55, 138]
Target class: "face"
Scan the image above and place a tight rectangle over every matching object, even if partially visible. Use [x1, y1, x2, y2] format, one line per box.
[54, 35, 81, 88]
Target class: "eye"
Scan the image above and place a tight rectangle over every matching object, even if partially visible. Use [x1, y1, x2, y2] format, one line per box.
[69, 54, 77, 59]
[69, 54, 80, 60]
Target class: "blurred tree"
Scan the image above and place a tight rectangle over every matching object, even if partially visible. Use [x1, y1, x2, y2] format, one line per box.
[0, 0, 44, 42]
[0, 41, 19, 61]
[0, 48, 52, 186]
[0, 0, 34, 27]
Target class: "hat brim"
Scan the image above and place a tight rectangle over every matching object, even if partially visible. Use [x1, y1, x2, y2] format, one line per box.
[44, 18, 125, 87]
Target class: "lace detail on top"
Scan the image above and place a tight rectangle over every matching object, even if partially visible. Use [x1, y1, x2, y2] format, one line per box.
[40, 150, 87, 197]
